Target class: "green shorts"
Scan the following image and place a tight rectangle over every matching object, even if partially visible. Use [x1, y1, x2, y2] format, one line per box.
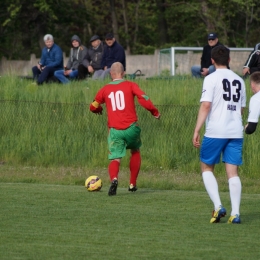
[108, 122, 142, 160]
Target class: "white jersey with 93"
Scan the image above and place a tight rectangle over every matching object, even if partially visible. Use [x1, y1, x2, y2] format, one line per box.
[200, 68, 246, 138]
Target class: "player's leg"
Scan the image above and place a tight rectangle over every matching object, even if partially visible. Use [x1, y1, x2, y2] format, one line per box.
[108, 159, 120, 181]
[124, 123, 142, 191]
[108, 159, 120, 196]
[107, 128, 126, 196]
[200, 137, 227, 223]
[129, 149, 140, 191]
[223, 138, 243, 223]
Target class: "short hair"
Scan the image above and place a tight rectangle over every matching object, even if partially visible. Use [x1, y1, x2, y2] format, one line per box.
[43, 34, 54, 42]
[110, 62, 124, 74]
[250, 72, 260, 85]
[211, 45, 230, 66]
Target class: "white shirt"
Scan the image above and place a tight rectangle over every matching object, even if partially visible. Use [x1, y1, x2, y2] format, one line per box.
[200, 68, 246, 138]
[247, 91, 260, 123]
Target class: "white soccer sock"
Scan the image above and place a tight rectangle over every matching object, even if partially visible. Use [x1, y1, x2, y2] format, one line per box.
[229, 176, 242, 216]
[202, 171, 222, 210]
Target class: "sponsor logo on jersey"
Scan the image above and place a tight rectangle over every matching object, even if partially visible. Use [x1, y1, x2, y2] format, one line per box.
[227, 104, 236, 111]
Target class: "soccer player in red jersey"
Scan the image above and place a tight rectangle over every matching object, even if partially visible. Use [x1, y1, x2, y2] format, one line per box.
[90, 62, 160, 196]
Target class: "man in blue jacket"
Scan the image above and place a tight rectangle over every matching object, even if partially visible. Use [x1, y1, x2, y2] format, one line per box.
[32, 34, 63, 85]
[94, 33, 126, 80]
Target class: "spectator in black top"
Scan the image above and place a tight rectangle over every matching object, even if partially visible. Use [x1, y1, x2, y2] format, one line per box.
[94, 33, 126, 80]
[191, 33, 222, 78]
[78, 35, 104, 80]
[242, 43, 260, 78]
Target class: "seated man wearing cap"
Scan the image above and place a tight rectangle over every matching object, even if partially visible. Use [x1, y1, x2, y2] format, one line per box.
[94, 33, 126, 80]
[54, 35, 88, 84]
[191, 32, 222, 78]
[78, 35, 104, 80]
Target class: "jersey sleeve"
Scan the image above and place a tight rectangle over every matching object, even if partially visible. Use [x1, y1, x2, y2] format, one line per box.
[89, 89, 104, 114]
[200, 77, 214, 102]
[248, 95, 260, 123]
[241, 80, 246, 108]
[131, 82, 160, 117]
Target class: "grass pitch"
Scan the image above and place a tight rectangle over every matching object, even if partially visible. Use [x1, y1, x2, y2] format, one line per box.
[1, 183, 260, 260]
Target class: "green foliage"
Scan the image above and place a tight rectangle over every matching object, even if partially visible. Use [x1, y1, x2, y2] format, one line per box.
[1, 0, 260, 59]
[132, 43, 156, 54]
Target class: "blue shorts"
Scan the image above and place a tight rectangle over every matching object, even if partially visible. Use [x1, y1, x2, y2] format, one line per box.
[200, 137, 243, 166]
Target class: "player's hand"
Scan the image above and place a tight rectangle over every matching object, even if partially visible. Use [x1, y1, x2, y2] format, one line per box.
[154, 113, 160, 119]
[192, 132, 200, 148]
[94, 106, 103, 115]
[244, 124, 248, 131]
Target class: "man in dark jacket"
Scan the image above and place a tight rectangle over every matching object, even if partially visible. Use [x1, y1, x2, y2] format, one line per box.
[191, 32, 222, 78]
[77, 35, 104, 79]
[242, 43, 260, 78]
[32, 34, 63, 85]
[54, 35, 88, 84]
[94, 33, 126, 80]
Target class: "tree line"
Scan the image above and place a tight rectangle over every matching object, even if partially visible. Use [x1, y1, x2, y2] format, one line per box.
[1, 0, 260, 60]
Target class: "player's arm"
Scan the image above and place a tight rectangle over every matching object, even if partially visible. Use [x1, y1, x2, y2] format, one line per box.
[90, 100, 103, 115]
[132, 84, 160, 118]
[192, 101, 211, 148]
[245, 122, 258, 134]
[137, 94, 160, 118]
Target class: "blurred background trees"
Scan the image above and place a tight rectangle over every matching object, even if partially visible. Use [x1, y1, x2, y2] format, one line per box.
[1, 0, 260, 59]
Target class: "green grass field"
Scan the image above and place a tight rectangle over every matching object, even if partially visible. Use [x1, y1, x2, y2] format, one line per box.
[1, 76, 260, 259]
[1, 182, 260, 260]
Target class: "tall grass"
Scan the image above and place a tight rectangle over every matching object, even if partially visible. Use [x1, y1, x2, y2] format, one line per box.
[0, 75, 258, 178]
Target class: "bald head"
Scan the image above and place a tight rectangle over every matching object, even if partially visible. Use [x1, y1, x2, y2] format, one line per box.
[110, 62, 124, 79]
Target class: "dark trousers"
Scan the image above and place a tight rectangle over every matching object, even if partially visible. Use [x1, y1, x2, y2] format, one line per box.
[78, 64, 90, 80]
[32, 66, 58, 84]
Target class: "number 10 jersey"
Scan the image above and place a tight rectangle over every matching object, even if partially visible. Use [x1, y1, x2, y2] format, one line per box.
[94, 80, 159, 130]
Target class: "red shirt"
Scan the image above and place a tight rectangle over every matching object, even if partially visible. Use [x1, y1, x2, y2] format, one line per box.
[93, 80, 159, 129]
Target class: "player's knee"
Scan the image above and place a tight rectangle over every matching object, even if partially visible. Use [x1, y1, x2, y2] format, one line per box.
[131, 149, 140, 154]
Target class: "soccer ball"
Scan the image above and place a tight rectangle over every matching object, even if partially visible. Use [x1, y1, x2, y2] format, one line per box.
[85, 175, 102, 191]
